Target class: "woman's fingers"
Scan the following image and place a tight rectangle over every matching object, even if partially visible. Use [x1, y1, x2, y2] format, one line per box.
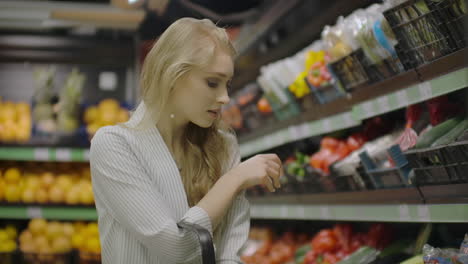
[266, 166, 281, 189]
[262, 175, 276, 192]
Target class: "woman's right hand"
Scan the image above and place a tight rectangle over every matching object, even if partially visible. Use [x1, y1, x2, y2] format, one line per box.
[230, 154, 283, 192]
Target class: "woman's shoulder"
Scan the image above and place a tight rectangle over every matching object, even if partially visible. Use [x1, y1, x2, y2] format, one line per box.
[90, 124, 138, 152]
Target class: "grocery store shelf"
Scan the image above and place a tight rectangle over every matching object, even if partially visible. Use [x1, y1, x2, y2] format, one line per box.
[0, 205, 97, 220]
[239, 66, 468, 157]
[351, 66, 468, 121]
[239, 111, 360, 157]
[0, 147, 89, 162]
[249, 203, 468, 223]
[248, 184, 468, 222]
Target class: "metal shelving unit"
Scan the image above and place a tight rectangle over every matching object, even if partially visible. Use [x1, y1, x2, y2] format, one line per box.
[0, 147, 89, 162]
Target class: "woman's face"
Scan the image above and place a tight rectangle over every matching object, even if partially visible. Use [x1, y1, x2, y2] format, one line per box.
[170, 49, 233, 128]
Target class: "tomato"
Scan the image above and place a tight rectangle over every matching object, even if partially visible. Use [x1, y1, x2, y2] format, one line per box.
[320, 137, 340, 151]
[335, 141, 351, 159]
[257, 97, 272, 114]
[311, 230, 337, 253]
[350, 239, 363, 252]
[304, 250, 318, 263]
[323, 252, 339, 264]
[309, 151, 325, 169]
[333, 224, 353, 252]
[367, 223, 393, 250]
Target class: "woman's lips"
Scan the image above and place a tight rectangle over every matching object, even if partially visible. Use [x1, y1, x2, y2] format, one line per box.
[207, 110, 219, 118]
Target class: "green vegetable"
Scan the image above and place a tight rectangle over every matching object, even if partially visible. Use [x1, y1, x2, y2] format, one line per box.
[295, 244, 312, 264]
[400, 255, 423, 264]
[379, 239, 412, 258]
[337, 246, 380, 264]
[414, 223, 432, 255]
[431, 119, 468, 146]
[414, 117, 462, 148]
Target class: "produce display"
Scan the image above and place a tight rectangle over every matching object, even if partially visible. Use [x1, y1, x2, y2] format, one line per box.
[83, 98, 129, 138]
[242, 224, 467, 264]
[0, 164, 94, 205]
[32, 67, 85, 135]
[0, 225, 18, 253]
[19, 219, 101, 262]
[0, 99, 32, 143]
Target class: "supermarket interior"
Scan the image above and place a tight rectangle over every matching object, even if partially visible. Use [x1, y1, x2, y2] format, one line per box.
[0, 0, 467, 263]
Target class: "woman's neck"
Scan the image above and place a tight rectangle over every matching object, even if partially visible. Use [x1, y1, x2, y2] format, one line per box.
[156, 112, 187, 154]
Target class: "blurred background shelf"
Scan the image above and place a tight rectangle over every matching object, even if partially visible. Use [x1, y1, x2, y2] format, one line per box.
[249, 203, 468, 223]
[0, 205, 97, 220]
[0, 147, 89, 162]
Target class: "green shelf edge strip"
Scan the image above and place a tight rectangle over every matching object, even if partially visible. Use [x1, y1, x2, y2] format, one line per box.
[352, 67, 468, 120]
[250, 203, 468, 223]
[240, 67, 468, 157]
[0, 147, 89, 162]
[1, 204, 466, 222]
[0, 206, 97, 220]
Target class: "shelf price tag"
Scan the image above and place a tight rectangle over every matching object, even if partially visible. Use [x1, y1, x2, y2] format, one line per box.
[56, 148, 71, 161]
[27, 207, 43, 218]
[418, 82, 433, 101]
[83, 149, 90, 161]
[288, 126, 300, 139]
[298, 123, 311, 139]
[362, 101, 374, 118]
[34, 148, 49, 161]
[295, 206, 305, 219]
[343, 113, 355, 128]
[320, 206, 330, 219]
[322, 119, 332, 133]
[399, 204, 411, 221]
[418, 205, 431, 222]
[377, 96, 390, 114]
[280, 205, 288, 218]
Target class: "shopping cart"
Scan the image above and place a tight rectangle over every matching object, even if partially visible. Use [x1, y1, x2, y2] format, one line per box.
[178, 222, 216, 264]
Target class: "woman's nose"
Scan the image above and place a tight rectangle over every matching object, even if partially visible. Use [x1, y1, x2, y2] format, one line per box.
[217, 89, 230, 105]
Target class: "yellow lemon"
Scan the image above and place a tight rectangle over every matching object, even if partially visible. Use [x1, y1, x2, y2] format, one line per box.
[116, 108, 129, 123]
[84, 106, 99, 124]
[35, 189, 48, 204]
[85, 223, 99, 238]
[29, 218, 48, 236]
[4, 167, 21, 184]
[22, 188, 36, 203]
[5, 225, 17, 239]
[0, 230, 8, 242]
[85, 237, 101, 253]
[5, 184, 21, 202]
[71, 233, 84, 249]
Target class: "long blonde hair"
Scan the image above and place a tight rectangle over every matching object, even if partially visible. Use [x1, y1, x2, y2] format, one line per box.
[139, 18, 236, 206]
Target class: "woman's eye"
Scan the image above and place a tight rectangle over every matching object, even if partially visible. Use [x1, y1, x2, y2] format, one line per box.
[207, 80, 219, 88]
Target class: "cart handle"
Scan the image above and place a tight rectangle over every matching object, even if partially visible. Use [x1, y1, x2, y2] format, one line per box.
[177, 222, 216, 264]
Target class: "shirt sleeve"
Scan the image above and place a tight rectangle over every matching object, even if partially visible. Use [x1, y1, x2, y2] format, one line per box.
[215, 137, 251, 263]
[90, 127, 212, 263]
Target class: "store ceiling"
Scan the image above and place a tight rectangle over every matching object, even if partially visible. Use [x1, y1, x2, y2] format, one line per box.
[0, 0, 264, 37]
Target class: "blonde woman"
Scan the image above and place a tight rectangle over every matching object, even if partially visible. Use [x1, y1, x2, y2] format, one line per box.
[90, 18, 282, 264]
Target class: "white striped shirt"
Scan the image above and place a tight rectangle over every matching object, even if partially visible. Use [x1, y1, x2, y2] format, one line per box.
[90, 103, 250, 264]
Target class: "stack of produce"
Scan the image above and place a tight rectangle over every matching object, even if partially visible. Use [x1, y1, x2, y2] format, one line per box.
[0, 99, 32, 143]
[0, 165, 94, 205]
[83, 98, 129, 138]
[19, 219, 101, 261]
[0, 225, 18, 253]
